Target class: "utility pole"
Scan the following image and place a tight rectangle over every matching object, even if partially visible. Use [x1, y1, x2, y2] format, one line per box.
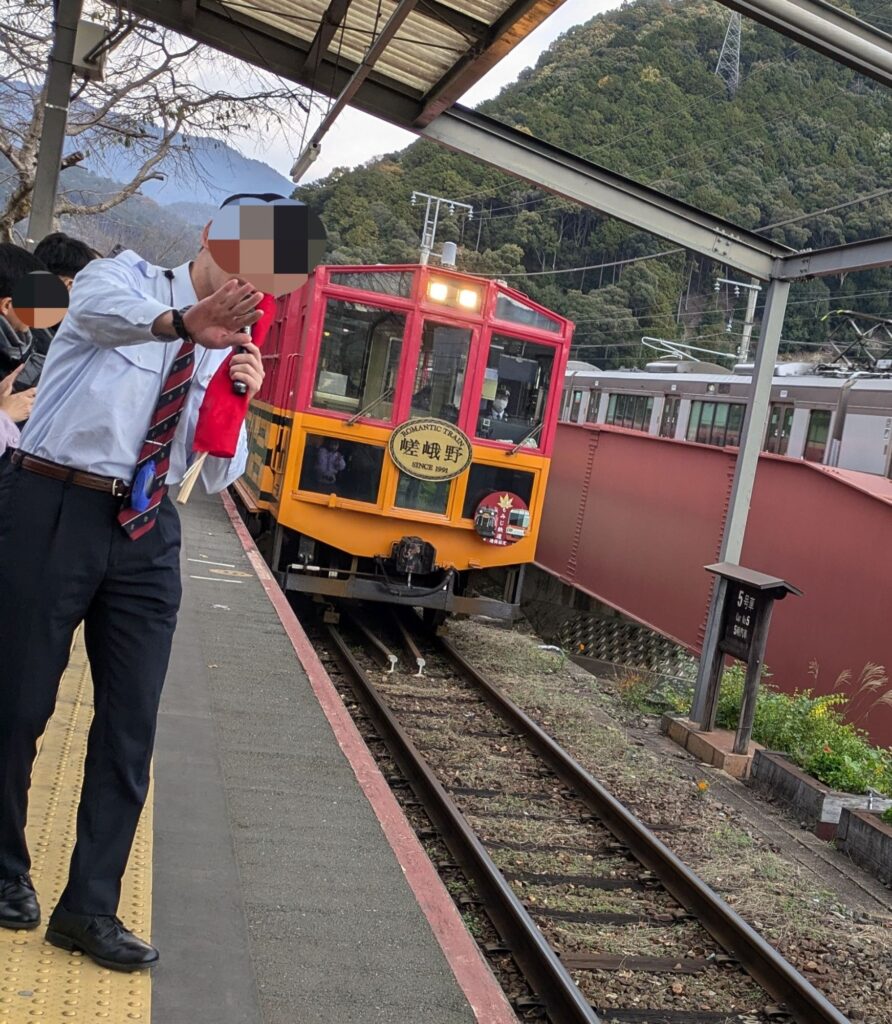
[715, 12, 742, 97]
[715, 277, 761, 361]
[411, 192, 473, 265]
[26, 0, 85, 247]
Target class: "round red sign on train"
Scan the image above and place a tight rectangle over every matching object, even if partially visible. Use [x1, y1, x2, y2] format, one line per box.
[473, 491, 531, 546]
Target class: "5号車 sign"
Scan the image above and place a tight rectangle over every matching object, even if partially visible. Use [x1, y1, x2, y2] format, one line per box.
[388, 418, 472, 482]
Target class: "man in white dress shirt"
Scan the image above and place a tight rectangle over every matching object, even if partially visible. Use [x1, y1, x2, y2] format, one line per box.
[0, 224, 264, 971]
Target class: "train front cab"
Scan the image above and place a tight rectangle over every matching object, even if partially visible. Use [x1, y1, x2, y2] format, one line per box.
[238, 264, 573, 618]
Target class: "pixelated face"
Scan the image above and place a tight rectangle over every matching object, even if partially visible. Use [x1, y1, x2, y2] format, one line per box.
[10, 271, 70, 329]
[206, 196, 327, 296]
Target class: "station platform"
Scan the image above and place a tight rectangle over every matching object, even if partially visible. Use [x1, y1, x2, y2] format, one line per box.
[0, 491, 515, 1024]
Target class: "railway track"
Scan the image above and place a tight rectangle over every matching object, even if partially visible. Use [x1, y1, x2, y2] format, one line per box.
[308, 604, 850, 1024]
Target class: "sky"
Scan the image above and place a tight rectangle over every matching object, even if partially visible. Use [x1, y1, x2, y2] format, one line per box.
[242, 0, 620, 183]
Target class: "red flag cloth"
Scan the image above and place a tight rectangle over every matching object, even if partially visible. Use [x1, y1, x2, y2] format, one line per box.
[191, 293, 277, 459]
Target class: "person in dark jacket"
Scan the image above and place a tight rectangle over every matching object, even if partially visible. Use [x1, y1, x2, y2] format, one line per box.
[0, 244, 46, 395]
[23, 233, 101, 389]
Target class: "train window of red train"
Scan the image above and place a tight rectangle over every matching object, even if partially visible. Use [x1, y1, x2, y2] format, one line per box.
[494, 293, 562, 334]
[394, 473, 450, 515]
[461, 465, 534, 520]
[804, 409, 831, 462]
[312, 299, 406, 421]
[476, 335, 555, 447]
[297, 434, 385, 504]
[328, 269, 415, 297]
[410, 322, 471, 424]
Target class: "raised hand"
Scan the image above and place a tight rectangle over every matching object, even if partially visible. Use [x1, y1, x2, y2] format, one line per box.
[183, 281, 263, 350]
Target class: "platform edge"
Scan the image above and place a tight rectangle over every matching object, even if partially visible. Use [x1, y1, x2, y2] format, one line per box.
[219, 490, 518, 1024]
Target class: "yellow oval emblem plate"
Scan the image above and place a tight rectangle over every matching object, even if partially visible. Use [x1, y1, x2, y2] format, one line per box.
[388, 418, 473, 482]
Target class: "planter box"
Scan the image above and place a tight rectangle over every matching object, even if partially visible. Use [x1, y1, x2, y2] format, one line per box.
[747, 750, 892, 839]
[836, 807, 892, 885]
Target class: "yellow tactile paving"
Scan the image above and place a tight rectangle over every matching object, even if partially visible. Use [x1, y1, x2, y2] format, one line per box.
[0, 631, 153, 1022]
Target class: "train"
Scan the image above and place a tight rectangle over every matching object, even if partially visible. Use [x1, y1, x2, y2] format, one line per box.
[235, 262, 573, 620]
[561, 360, 892, 477]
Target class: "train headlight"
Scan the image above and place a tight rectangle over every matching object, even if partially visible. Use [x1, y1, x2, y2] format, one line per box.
[427, 280, 449, 302]
[458, 288, 479, 310]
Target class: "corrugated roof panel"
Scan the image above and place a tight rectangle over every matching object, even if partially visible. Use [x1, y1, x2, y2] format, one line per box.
[215, 0, 530, 99]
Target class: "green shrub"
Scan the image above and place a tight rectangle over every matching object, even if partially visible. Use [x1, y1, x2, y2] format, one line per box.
[882, 806, 892, 826]
[714, 666, 892, 797]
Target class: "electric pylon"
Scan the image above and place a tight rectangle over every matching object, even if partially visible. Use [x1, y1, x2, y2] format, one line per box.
[715, 12, 741, 97]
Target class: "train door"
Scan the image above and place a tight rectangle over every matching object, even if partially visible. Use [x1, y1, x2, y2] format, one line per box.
[764, 402, 794, 454]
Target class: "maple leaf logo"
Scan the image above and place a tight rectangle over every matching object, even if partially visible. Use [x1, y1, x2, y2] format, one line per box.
[497, 493, 514, 510]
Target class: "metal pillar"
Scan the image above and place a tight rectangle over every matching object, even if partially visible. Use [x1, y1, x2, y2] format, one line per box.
[691, 277, 791, 723]
[25, 0, 84, 247]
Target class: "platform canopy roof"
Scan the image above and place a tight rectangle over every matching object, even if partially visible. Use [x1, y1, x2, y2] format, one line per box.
[114, 0, 892, 281]
[126, 0, 569, 128]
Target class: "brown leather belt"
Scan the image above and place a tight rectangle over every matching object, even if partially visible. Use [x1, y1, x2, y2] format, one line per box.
[10, 450, 129, 498]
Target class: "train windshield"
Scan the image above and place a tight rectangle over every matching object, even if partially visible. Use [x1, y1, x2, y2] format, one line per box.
[476, 334, 555, 448]
[410, 321, 471, 424]
[313, 299, 406, 421]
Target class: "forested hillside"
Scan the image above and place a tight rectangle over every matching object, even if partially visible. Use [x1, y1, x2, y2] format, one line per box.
[295, 0, 892, 366]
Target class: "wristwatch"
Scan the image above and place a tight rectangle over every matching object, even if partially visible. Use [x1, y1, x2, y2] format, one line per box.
[170, 306, 194, 342]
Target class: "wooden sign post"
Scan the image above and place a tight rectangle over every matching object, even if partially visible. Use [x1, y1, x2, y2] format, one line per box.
[698, 563, 802, 754]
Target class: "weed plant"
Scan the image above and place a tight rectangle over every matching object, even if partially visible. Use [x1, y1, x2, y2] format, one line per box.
[632, 661, 892, 796]
[712, 664, 892, 797]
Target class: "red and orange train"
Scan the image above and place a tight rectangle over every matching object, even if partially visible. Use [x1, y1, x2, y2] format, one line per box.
[235, 262, 573, 619]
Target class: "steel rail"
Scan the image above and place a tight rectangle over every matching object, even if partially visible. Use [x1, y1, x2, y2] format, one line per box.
[324, 624, 601, 1024]
[433, 634, 851, 1024]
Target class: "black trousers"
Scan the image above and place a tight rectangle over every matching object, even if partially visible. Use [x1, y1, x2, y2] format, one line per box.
[0, 458, 182, 915]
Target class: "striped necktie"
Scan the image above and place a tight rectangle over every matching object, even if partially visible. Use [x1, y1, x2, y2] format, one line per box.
[117, 341, 196, 540]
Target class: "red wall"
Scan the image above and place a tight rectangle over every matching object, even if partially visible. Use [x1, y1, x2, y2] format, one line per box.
[537, 424, 892, 745]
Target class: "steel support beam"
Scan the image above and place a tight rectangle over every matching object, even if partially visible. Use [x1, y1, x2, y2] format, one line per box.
[298, 0, 354, 77]
[775, 234, 892, 280]
[691, 278, 792, 724]
[26, 0, 84, 246]
[717, 0, 892, 89]
[421, 108, 789, 280]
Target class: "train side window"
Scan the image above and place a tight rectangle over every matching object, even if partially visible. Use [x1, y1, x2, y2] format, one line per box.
[298, 434, 384, 504]
[461, 465, 535, 519]
[803, 409, 831, 462]
[725, 403, 745, 446]
[659, 397, 679, 437]
[312, 299, 406, 420]
[606, 393, 651, 431]
[569, 389, 583, 421]
[410, 322, 471, 424]
[476, 335, 555, 447]
[585, 393, 601, 423]
[394, 473, 450, 515]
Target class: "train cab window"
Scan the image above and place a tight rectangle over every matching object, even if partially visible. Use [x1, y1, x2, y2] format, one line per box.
[461, 465, 535, 519]
[394, 473, 450, 515]
[659, 397, 680, 438]
[804, 409, 831, 462]
[494, 293, 562, 333]
[476, 335, 555, 447]
[312, 299, 406, 420]
[328, 269, 414, 297]
[298, 434, 384, 504]
[410, 322, 471, 424]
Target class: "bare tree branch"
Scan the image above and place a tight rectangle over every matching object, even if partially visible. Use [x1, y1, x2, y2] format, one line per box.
[0, 0, 319, 242]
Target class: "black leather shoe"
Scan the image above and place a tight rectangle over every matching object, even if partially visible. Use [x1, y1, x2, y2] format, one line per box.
[0, 874, 40, 930]
[45, 907, 159, 971]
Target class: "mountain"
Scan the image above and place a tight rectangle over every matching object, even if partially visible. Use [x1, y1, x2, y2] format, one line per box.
[83, 134, 294, 207]
[294, 0, 892, 365]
